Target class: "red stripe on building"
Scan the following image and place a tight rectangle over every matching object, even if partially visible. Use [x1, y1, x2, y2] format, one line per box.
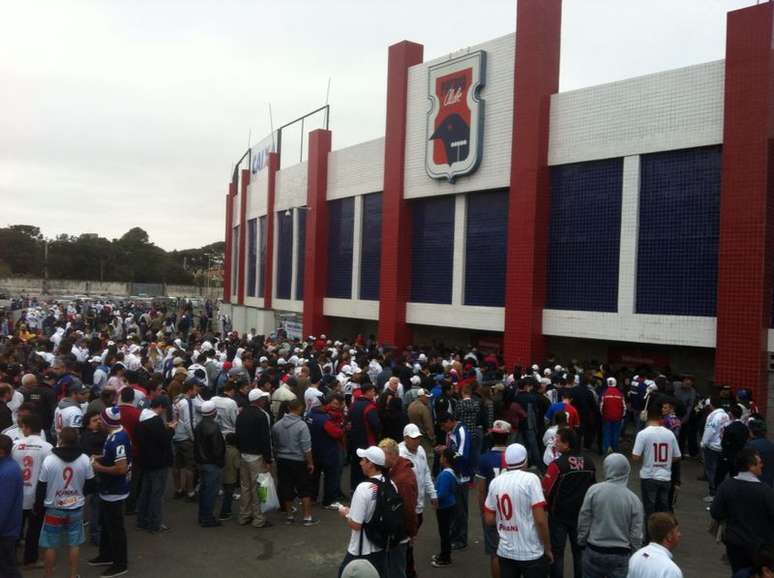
[378, 40, 424, 349]
[223, 181, 236, 302]
[264, 152, 279, 309]
[303, 129, 332, 339]
[237, 168, 250, 305]
[503, 0, 562, 368]
[715, 2, 774, 409]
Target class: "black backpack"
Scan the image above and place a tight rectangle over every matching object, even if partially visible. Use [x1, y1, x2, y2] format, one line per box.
[363, 475, 406, 550]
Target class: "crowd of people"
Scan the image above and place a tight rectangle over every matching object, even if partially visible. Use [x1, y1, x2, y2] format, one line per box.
[0, 297, 773, 578]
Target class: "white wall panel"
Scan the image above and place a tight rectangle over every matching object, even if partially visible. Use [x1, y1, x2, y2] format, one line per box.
[327, 138, 384, 200]
[275, 161, 308, 211]
[549, 61, 724, 166]
[247, 168, 268, 219]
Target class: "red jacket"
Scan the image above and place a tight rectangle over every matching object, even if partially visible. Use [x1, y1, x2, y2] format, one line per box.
[390, 457, 419, 538]
[600, 387, 625, 422]
[119, 403, 142, 456]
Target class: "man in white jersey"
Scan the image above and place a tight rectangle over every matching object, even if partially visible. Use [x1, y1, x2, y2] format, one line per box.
[54, 381, 88, 437]
[12, 413, 52, 569]
[632, 403, 681, 530]
[628, 512, 683, 578]
[338, 446, 395, 577]
[36, 427, 95, 578]
[484, 443, 552, 578]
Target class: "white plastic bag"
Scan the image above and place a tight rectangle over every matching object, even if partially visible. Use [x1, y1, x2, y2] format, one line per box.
[256, 472, 280, 513]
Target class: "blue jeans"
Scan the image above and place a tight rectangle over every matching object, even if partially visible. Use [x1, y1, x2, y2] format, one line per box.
[198, 464, 222, 524]
[386, 542, 407, 578]
[602, 421, 622, 453]
[582, 547, 630, 578]
[549, 518, 581, 578]
[137, 467, 167, 531]
[704, 448, 722, 495]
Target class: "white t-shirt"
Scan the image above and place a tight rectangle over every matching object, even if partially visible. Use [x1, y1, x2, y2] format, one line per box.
[347, 475, 398, 556]
[633, 425, 681, 482]
[12, 435, 53, 509]
[484, 469, 547, 561]
[211, 395, 239, 435]
[39, 453, 94, 510]
[54, 404, 83, 434]
[9, 390, 24, 424]
[542, 425, 560, 466]
[628, 542, 683, 578]
[304, 388, 324, 415]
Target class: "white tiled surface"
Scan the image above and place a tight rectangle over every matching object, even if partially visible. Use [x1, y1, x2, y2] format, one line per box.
[324, 297, 379, 321]
[617, 155, 640, 315]
[272, 298, 302, 314]
[247, 167, 268, 218]
[327, 138, 384, 200]
[548, 60, 724, 166]
[275, 161, 308, 211]
[406, 302, 504, 331]
[543, 309, 716, 348]
[403, 33, 515, 199]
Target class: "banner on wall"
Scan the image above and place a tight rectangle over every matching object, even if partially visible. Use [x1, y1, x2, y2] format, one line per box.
[425, 50, 486, 183]
[250, 132, 277, 175]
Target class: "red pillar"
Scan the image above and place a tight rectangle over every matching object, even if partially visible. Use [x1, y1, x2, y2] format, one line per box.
[503, 0, 562, 368]
[263, 152, 279, 310]
[715, 2, 774, 409]
[378, 41, 423, 349]
[223, 182, 235, 302]
[303, 129, 332, 338]
[237, 169, 249, 305]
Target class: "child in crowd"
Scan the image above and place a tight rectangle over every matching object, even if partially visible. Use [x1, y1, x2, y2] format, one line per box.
[220, 433, 241, 520]
[432, 449, 457, 568]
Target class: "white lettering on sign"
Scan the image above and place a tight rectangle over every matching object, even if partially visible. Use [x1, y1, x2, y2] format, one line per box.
[443, 87, 463, 106]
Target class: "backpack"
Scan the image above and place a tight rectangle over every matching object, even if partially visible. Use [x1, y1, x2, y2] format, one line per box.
[363, 475, 406, 551]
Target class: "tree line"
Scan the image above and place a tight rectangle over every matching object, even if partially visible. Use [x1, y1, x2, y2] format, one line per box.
[0, 225, 224, 285]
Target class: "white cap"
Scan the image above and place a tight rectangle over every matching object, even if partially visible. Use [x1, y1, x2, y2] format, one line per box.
[356, 446, 386, 467]
[531, 364, 539, 371]
[490, 420, 512, 434]
[554, 364, 563, 372]
[418, 353, 428, 362]
[248, 388, 269, 402]
[341, 365, 353, 376]
[416, 388, 430, 397]
[259, 356, 268, 363]
[200, 401, 217, 416]
[277, 358, 287, 365]
[543, 368, 552, 376]
[410, 375, 421, 386]
[606, 377, 617, 388]
[504, 443, 528, 467]
[403, 423, 423, 439]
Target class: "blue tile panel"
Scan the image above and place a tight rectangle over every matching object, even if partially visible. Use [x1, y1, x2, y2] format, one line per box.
[296, 209, 306, 300]
[465, 190, 508, 306]
[258, 215, 267, 298]
[637, 146, 721, 316]
[547, 158, 623, 312]
[360, 192, 382, 300]
[327, 198, 355, 298]
[276, 211, 293, 300]
[411, 195, 455, 304]
[247, 218, 257, 297]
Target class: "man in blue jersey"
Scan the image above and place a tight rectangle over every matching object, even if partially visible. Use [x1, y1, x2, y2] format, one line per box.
[89, 406, 131, 578]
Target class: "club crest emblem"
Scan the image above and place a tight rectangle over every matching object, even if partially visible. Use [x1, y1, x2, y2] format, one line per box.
[425, 50, 486, 182]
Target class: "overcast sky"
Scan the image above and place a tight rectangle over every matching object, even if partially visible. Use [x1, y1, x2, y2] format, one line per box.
[0, 0, 755, 250]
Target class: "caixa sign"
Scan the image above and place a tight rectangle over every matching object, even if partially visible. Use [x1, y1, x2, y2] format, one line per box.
[425, 50, 486, 183]
[251, 133, 277, 175]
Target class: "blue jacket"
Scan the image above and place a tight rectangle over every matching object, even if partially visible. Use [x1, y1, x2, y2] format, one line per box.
[435, 468, 457, 509]
[0, 456, 23, 539]
[448, 422, 472, 481]
[305, 407, 339, 465]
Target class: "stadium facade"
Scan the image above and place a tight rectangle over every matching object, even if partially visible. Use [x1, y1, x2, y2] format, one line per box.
[221, 0, 774, 415]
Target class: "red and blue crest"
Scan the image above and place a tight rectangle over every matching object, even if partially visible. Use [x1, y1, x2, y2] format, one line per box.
[425, 50, 486, 182]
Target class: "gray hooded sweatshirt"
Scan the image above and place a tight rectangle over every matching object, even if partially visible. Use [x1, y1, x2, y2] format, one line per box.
[271, 413, 312, 462]
[577, 453, 644, 551]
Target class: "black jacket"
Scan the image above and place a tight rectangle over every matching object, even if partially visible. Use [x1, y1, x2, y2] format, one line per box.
[711, 476, 774, 548]
[235, 405, 272, 461]
[194, 416, 225, 467]
[135, 415, 174, 470]
[22, 384, 57, 430]
[543, 451, 596, 526]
